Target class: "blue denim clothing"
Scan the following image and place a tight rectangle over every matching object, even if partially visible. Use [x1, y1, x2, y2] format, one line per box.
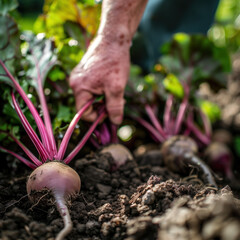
[130, 0, 220, 72]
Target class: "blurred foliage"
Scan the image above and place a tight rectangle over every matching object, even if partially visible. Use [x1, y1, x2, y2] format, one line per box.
[234, 136, 240, 157]
[18, 0, 44, 13]
[0, 1, 77, 147]
[0, 0, 21, 81]
[33, 0, 101, 72]
[208, 0, 240, 52]
[197, 99, 221, 123]
[163, 73, 184, 99]
[0, 0, 19, 15]
[21, 31, 58, 88]
[127, 33, 227, 125]
[160, 33, 231, 91]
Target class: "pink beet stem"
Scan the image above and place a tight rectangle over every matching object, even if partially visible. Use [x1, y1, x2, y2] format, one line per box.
[164, 94, 174, 134]
[145, 104, 166, 139]
[174, 85, 189, 135]
[90, 136, 101, 149]
[0, 130, 42, 166]
[186, 115, 211, 145]
[134, 116, 165, 143]
[94, 128, 101, 140]
[64, 110, 106, 164]
[0, 60, 51, 153]
[34, 55, 57, 158]
[0, 146, 37, 169]
[57, 99, 95, 160]
[199, 109, 212, 139]
[11, 92, 50, 162]
[99, 123, 111, 145]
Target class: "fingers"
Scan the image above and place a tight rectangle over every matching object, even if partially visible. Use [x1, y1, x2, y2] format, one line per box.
[75, 91, 97, 122]
[105, 86, 125, 125]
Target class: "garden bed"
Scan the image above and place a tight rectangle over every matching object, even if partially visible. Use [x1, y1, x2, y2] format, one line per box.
[1, 145, 240, 240]
[1, 54, 240, 240]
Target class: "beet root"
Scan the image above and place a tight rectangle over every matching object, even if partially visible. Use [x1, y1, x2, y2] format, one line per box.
[161, 135, 217, 188]
[204, 142, 233, 179]
[27, 161, 81, 240]
[100, 143, 133, 169]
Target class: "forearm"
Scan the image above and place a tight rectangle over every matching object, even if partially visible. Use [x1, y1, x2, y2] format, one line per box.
[70, 0, 147, 124]
[98, 0, 148, 44]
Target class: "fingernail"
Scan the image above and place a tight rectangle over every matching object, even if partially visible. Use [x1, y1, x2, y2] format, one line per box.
[111, 115, 123, 125]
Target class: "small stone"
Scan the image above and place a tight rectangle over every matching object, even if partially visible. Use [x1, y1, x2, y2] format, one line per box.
[85, 220, 100, 235]
[142, 190, 155, 205]
[119, 179, 128, 186]
[96, 184, 112, 196]
[76, 223, 86, 233]
[111, 178, 120, 188]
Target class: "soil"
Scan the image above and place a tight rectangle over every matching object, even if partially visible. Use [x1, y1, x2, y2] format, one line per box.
[1, 55, 240, 240]
[1, 145, 240, 240]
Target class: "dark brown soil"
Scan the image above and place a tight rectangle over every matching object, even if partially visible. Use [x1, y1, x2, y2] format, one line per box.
[0, 147, 240, 240]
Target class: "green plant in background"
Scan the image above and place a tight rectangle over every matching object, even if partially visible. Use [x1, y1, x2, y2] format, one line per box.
[208, 0, 240, 52]
[125, 32, 231, 148]
[160, 33, 231, 90]
[0, 0, 28, 142]
[159, 33, 230, 123]
[136, 33, 229, 125]
[0, 1, 73, 150]
[33, 0, 101, 72]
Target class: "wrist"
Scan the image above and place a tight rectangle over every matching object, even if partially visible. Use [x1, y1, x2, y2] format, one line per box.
[97, 28, 132, 50]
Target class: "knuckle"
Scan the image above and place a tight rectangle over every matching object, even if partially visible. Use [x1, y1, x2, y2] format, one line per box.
[69, 73, 87, 89]
[107, 99, 125, 112]
[109, 82, 125, 95]
[69, 78, 77, 88]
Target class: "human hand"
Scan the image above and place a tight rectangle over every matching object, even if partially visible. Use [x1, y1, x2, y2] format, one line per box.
[69, 34, 131, 125]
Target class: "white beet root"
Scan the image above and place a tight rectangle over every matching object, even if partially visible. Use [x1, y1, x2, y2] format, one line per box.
[100, 143, 133, 168]
[27, 161, 81, 240]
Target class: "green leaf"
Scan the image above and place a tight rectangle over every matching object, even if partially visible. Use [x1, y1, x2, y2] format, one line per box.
[21, 31, 58, 88]
[58, 43, 84, 72]
[144, 74, 155, 84]
[48, 66, 66, 81]
[0, 0, 18, 15]
[173, 33, 191, 64]
[163, 73, 184, 99]
[3, 102, 21, 124]
[159, 33, 230, 92]
[234, 136, 240, 157]
[53, 104, 74, 131]
[34, 0, 100, 48]
[198, 100, 221, 123]
[160, 55, 182, 73]
[63, 21, 86, 47]
[56, 105, 72, 122]
[212, 45, 231, 72]
[78, 0, 96, 6]
[0, 14, 20, 82]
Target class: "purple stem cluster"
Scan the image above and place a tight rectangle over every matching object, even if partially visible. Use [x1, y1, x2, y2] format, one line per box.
[134, 84, 211, 145]
[0, 60, 106, 169]
[90, 121, 119, 149]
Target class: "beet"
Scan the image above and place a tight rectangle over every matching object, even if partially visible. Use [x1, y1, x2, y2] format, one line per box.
[204, 142, 233, 180]
[161, 135, 217, 187]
